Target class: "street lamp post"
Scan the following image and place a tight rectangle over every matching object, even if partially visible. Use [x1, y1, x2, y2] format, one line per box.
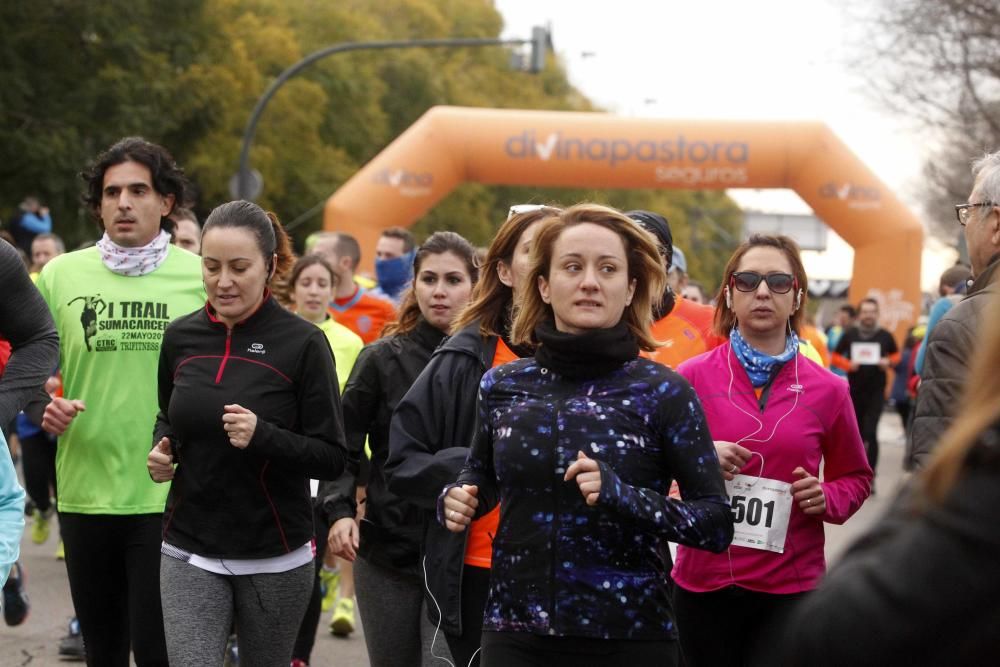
[234, 29, 551, 200]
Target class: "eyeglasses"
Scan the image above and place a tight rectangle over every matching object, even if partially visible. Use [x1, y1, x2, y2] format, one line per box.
[730, 271, 796, 294]
[506, 204, 560, 222]
[955, 201, 997, 226]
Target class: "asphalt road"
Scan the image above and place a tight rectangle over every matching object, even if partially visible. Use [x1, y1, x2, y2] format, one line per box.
[1, 412, 909, 666]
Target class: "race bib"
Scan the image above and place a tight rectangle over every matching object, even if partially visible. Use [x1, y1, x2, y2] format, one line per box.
[725, 474, 793, 553]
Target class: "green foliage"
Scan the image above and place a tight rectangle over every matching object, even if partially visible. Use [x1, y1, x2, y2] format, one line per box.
[0, 0, 741, 285]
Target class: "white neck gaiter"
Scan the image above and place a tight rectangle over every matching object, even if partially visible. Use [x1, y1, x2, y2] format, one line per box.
[96, 229, 172, 277]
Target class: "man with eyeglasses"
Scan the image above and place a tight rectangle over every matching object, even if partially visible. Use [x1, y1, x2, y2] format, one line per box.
[831, 298, 899, 486]
[908, 150, 1000, 469]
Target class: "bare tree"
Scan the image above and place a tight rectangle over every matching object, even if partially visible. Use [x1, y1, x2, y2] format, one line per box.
[853, 0, 1000, 240]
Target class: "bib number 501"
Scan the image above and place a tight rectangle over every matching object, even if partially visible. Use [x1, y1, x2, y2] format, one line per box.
[731, 495, 775, 528]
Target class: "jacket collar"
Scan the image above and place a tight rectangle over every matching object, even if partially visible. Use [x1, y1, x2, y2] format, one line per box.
[205, 289, 274, 329]
[412, 317, 448, 352]
[436, 320, 497, 371]
[969, 253, 1000, 295]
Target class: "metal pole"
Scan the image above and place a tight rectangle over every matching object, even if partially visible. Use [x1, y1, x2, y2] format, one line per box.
[237, 36, 535, 200]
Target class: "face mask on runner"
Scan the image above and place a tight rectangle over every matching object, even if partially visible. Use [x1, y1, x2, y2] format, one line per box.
[374, 250, 415, 300]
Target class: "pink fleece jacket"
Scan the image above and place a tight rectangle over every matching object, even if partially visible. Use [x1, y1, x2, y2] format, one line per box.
[672, 343, 872, 594]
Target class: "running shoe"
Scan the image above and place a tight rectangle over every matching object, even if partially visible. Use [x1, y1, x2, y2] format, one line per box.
[58, 617, 86, 660]
[55, 540, 65, 560]
[31, 507, 53, 544]
[329, 597, 355, 636]
[290, 660, 308, 667]
[319, 566, 340, 612]
[2, 562, 30, 626]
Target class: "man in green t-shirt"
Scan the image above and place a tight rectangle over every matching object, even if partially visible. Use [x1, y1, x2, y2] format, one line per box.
[37, 137, 204, 667]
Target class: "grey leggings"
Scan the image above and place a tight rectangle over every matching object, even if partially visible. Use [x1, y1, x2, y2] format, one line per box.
[160, 555, 313, 667]
[354, 556, 453, 667]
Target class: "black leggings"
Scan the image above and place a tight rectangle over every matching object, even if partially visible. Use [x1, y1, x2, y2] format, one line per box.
[445, 564, 491, 667]
[895, 400, 912, 438]
[482, 631, 678, 667]
[851, 388, 884, 472]
[20, 432, 57, 512]
[60, 513, 168, 667]
[673, 585, 807, 667]
[292, 502, 329, 662]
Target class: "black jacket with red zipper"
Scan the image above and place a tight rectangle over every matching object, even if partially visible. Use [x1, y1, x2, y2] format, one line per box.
[154, 294, 347, 559]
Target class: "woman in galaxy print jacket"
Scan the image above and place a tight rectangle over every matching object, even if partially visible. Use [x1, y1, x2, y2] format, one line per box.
[440, 205, 733, 667]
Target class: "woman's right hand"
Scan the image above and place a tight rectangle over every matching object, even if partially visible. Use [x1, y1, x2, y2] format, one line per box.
[329, 517, 359, 562]
[716, 440, 752, 481]
[147, 437, 175, 482]
[442, 485, 478, 533]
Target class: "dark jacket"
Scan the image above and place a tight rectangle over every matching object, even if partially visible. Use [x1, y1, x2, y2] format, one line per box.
[451, 356, 733, 640]
[908, 255, 1000, 468]
[385, 321, 499, 635]
[0, 240, 59, 427]
[319, 319, 446, 570]
[155, 296, 347, 558]
[781, 426, 1000, 666]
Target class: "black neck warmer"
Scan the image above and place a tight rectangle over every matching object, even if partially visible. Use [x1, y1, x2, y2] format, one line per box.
[534, 319, 639, 380]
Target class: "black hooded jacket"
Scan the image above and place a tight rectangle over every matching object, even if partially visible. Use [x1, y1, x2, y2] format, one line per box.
[385, 321, 500, 635]
[319, 318, 446, 569]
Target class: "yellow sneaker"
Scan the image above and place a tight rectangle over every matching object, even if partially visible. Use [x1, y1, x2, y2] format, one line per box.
[31, 508, 52, 545]
[55, 540, 65, 560]
[319, 567, 340, 612]
[329, 597, 355, 637]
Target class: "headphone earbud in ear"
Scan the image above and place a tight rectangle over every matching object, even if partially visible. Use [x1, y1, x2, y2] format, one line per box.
[724, 285, 732, 309]
[794, 288, 803, 311]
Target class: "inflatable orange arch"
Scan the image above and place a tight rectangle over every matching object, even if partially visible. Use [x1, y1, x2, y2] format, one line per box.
[324, 106, 922, 338]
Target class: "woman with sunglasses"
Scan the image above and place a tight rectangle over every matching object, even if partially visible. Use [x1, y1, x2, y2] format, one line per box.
[386, 205, 558, 667]
[670, 234, 872, 667]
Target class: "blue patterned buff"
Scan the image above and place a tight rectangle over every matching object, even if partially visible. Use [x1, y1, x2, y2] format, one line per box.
[730, 327, 800, 387]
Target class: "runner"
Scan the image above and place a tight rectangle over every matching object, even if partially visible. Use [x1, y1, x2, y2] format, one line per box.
[440, 204, 732, 667]
[0, 238, 58, 603]
[146, 200, 347, 666]
[37, 137, 203, 666]
[387, 205, 558, 667]
[326, 231, 478, 667]
[671, 234, 872, 667]
[286, 253, 364, 667]
[625, 210, 722, 369]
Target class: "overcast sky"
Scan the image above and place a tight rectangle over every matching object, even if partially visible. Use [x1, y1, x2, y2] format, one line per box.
[495, 0, 954, 288]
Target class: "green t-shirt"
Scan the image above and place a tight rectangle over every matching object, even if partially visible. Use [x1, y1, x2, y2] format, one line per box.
[36, 245, 204, 514]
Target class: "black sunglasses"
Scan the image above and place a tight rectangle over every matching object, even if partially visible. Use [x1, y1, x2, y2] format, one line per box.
[730, 271, 796, 294]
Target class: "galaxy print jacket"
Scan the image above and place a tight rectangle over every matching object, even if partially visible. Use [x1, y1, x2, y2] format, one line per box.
[449, 356, 733, 640]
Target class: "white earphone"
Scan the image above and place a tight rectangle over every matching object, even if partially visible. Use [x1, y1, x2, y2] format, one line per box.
[793, 288, 803, 312]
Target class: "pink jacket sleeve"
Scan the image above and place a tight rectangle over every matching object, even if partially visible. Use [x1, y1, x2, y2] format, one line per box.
[820, 388, 873, 524]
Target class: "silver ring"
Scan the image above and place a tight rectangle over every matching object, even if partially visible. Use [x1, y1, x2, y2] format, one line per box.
[449, 510, 456, 520]
[729, 465, 738, 474]
[808, 498, 813, 506]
